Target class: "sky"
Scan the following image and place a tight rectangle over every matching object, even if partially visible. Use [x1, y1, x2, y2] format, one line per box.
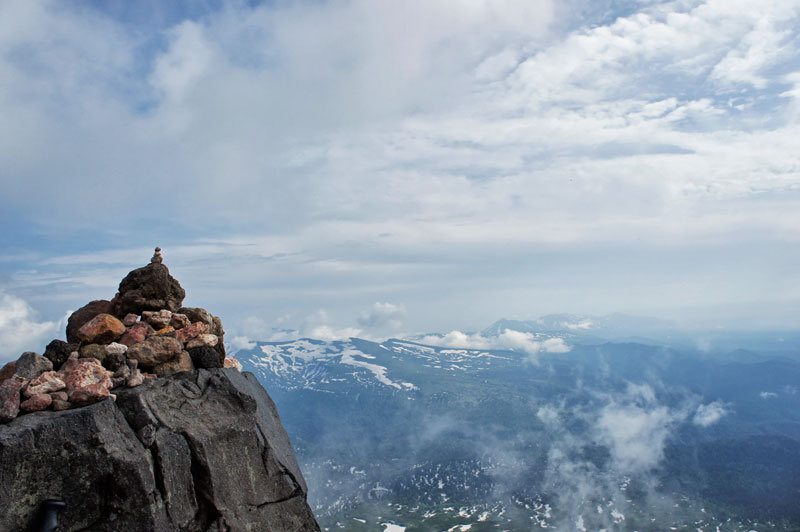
[1, 0, 799, 359]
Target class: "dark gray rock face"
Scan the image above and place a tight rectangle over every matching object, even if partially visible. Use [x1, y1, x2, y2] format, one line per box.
[0, 369, 320, 532]
[113, 263, 186, 317]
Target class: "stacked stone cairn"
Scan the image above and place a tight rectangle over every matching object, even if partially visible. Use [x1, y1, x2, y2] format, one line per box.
[0, 248, 242, 424]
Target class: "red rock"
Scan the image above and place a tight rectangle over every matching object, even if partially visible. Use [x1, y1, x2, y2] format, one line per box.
[20, 393, 52, 413]
[49, 391, 68, 401]
[126, 336, 182, 369]
[0, 375, 27, 423]
[0, 361, 16, 384]
[118, 321, 154, 347]
[66, 299, 113, 343]
[122, 313, 139, 327]
[142, 309, 172, 329]
[174, 322, 210, 344]
[62, 358, 113, 405]
[24, 371, 66, 397]
[170, 313, 191, 329]
[77, 313, 126, 344]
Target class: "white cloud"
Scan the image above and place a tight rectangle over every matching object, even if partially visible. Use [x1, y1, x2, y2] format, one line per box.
[1, 0, 799, 331]
[229, 335, 256, 353]
[306, 325, 362, 342]
[357, 302, 406, 330]
[417, 328, 570, 362]
[0, 291, 65, 363]
[595, 384, 687, 473]
[760, 391, 778, 399]
[693, 400, 728, 426]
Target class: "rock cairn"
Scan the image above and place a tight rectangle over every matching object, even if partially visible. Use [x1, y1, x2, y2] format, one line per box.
[0, 248, 242, 424]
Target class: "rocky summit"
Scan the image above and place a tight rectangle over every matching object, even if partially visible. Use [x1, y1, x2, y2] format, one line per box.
[0, 249, 320, 532]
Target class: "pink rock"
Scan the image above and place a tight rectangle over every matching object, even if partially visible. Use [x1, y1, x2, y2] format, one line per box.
[24, 370, 66, 397]
[122, 313, 139, 327]
[127, 369, 144, 387]
[0, 375, 28, 423]
[186, 334, 219, 349]
[126, 336, 182, 369]
[77, 313, 127, 344]
[62, 358, 113, 405]
[223, 357, 243, 372]
[20, 393, 52, 413]
[142, 309, 172, 329]
[174, 322, 210, 344]
[118, 321, 154, 347]
[170, 313, 191, 329]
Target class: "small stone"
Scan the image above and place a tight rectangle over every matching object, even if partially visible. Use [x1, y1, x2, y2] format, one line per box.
[155, 326, 175, 336]
[15, 352, 54, 381]
[66, 299, 113, 344]
[20, 393, 52, 413]
[0, 361, 16, 384]
[122, 313, 139, 327]
[223, 356, 243, 372]
[174, 322, 210, 344]
[186, 334, 219, 349]
[113, 364, 131, 380]
[127, 359, 138, 371]
[126, 336, 182, 369]
[112, 376, 127, 388]
[187, 346, 223, 369]
[80, 343, 107, 362]
[170, 313, 191, 329]
[142, 309, 173, 329]
[106, 342, 128, 356]
[77, 313, 127, 344]
[24, 371, 66, 397]
[43, 339, 78, 369]
[153, 350, 194, 377]
[49, 391, 68, 402]
[0, 375, 27, 423]
[177, 307, 213, 326]
[118, 321, 155, 347]
[51, 399, 73, 411]
[62, 358, 113, 404]
[127, 369, 144, 387]
[151, 246, 163, 264]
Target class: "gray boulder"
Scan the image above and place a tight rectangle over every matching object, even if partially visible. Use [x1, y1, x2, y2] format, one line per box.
[0, 369, 319, 532]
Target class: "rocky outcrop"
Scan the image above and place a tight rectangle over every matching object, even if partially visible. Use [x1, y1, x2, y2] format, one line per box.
[0, 368, 319, 532]
[0, 249, 319, 531]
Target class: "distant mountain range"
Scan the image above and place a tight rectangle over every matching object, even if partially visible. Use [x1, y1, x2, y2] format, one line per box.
[234, 324, 800, 531]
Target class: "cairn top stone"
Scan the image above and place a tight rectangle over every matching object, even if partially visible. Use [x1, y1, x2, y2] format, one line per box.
[113, 251, 186, 317]
[151, 246, 163, 264]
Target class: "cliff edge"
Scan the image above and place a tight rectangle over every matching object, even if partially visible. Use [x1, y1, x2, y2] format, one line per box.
[0, 249, 320, 531]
